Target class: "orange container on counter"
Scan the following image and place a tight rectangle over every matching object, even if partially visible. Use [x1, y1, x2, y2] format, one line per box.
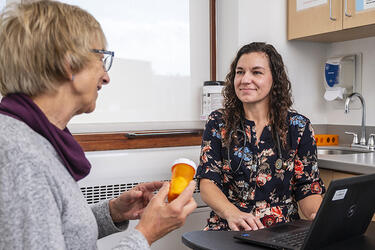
[314, 134, 339, 146]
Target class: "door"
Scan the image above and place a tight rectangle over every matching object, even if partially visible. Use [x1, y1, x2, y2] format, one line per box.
[343, 0, 375, 28]
[288, 0, 343, 40]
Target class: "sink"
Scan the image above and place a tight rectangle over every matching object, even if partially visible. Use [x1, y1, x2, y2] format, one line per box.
[317, 147, 373, 155]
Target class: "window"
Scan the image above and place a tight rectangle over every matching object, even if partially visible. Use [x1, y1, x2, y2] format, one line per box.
[60, 0, 210, 127]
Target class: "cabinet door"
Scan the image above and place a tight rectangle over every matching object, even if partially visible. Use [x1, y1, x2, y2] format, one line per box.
[344, 0, 375, 28]
[332, 171, 357, 179]
[288, 0, 343, 40]
[319, 168, 334, 188]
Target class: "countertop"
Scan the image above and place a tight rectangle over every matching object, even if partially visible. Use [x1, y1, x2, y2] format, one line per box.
[182, 222, 375, 250]
[317, 145, 375, 175]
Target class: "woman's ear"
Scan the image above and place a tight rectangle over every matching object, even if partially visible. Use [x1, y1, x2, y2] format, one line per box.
[64, 54, 74, 82]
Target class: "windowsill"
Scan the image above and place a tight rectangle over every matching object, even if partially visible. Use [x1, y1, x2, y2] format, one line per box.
[71, 122, 205, 151]
[68, 120, 206, 134]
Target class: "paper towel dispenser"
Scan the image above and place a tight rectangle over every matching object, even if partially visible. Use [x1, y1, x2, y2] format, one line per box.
[323, 55, 354, 101]
[323, 54, 362, 103]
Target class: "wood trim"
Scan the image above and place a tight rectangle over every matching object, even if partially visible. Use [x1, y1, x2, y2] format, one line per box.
[209, 0, 216, 81]
[73, 130, 203, 151]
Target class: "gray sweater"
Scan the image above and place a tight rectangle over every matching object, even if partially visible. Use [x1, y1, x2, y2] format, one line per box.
[0, 114, 150, 250]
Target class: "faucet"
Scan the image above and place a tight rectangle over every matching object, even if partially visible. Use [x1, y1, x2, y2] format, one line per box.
[344, 92, 367, 147]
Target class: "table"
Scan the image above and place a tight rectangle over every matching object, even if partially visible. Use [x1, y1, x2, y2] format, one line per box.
[182, 222, 375, 250]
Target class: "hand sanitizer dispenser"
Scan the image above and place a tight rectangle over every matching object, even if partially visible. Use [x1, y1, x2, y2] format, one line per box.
[323, 55, 356, 101]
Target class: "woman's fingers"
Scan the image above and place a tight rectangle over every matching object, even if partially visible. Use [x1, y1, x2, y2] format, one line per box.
[181, 197, 197, 217]
[228, 222, 240, 231]
[255, 217, 265, 229]
[244, 216, 259, 230]
[153, 182, 170, 203]
[172, 180, 196, 206]
[228, 212, 265, 231]
[239, 220, 252, 231]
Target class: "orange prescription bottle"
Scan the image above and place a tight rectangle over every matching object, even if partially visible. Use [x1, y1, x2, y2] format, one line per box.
[168, 158, 197, 202]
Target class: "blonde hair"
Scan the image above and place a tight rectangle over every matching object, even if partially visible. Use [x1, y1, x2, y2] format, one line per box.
[0, 0, 107, 96]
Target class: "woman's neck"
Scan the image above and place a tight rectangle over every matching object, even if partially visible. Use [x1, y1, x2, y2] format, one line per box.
[32, 85, 76, 130]
[243, 102, 269, 126]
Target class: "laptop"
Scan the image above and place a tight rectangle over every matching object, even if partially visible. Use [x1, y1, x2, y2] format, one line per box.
[234, 173, 375, 250]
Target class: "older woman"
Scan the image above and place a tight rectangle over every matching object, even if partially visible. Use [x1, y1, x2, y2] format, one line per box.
[0, 1, 196, 249]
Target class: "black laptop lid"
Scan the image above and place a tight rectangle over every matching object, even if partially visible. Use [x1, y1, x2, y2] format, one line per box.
[302, 173, 375, 250]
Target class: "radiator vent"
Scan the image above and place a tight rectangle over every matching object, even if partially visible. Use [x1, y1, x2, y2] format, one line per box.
[81, 180, 200, 204]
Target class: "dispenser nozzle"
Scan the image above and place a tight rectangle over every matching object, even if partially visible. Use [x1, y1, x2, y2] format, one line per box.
[344, 96, 351, 114]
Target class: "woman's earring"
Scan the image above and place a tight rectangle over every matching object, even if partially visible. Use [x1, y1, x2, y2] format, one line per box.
[71, 75, 75, 81]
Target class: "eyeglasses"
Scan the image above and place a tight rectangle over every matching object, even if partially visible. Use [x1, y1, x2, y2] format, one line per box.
[91, 49, 114, 72]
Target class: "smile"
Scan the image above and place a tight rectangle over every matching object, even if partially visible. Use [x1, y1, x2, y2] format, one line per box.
[240, 88, 256, 91]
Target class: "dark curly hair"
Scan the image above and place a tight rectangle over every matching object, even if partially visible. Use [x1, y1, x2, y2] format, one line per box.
[222, 42, 293, 147]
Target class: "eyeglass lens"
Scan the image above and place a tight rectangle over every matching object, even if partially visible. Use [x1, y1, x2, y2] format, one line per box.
[103, 55, 113, 72]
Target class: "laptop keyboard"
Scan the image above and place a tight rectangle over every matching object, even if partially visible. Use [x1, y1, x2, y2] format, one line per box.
[270, 229, 309, 248]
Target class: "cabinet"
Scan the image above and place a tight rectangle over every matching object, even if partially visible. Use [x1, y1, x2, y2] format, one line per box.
[288, 0, 375, 42]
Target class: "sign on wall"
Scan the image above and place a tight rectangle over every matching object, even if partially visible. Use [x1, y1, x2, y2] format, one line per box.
[356, 0, 375, 11]
[297, 0, 327, 11]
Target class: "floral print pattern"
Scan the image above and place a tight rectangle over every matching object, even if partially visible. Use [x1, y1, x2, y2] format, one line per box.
[196, 109, 325, 231]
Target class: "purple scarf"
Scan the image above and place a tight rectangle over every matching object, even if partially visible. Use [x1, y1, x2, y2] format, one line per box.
[0, 93, 91, 181]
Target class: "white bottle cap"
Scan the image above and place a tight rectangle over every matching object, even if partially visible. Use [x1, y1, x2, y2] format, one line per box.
[171, 158, 197, 171]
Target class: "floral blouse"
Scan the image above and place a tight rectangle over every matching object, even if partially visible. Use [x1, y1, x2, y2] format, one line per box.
[196, 109, 325, 231]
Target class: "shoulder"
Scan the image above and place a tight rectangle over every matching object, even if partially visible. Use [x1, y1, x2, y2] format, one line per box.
[0, 113, 79, 205]
[0, 114, 42, 142]
[287, 112, 315, 143]
[202, 109, 226, 141]
[287, 111, 311, 129]
[0, 114, 65, 181]
[207, 109, 224, 122]
[0, 114, 55, 156]
[204, 109, 225, 131]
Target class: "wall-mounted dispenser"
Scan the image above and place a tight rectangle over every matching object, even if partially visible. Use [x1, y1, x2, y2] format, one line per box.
[200, 81, 224, 121]
[323, 53, 362, 109]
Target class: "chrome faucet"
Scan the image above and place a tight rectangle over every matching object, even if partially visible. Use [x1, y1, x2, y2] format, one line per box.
[344, 92, 367, 147]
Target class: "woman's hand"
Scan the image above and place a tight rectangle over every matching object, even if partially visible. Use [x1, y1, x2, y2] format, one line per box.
[109, 181, 164, 223]
[224, 207, 264, 231]
[135, 181, 197, 245]
[199, 178, 264, 231]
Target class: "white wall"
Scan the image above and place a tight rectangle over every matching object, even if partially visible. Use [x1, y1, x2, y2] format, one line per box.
[217, 0, 375, 127]
[216, 0, 330, 125]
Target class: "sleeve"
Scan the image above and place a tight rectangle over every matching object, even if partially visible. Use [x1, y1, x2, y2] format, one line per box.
[91, 201, 129, 239]
[292, 121, 326, 201]
[0, 158, 67, 249]
[112, 229, 150, 250]
[196, 111, 224, 188]
[90, 202, 150, 249]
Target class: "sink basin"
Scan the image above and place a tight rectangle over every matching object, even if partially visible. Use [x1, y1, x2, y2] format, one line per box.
[317, 147, 373, 155]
